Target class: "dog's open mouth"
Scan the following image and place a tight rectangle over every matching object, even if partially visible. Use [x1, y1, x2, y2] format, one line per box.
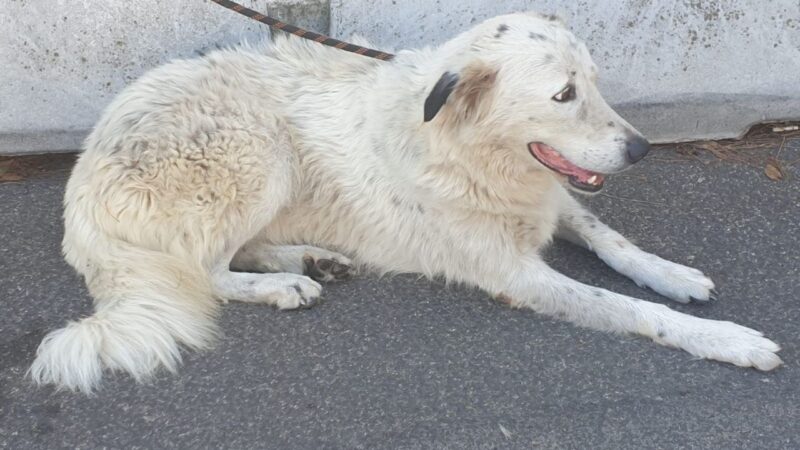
[528, 143, 605, 192]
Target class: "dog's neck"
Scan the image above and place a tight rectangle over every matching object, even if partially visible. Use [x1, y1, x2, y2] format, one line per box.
[423, 125, 559, 213]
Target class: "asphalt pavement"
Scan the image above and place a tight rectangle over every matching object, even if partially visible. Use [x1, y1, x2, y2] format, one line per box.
[1, 141, 798, 449]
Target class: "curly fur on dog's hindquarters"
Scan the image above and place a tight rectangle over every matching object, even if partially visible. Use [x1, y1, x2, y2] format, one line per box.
[29, 55, 297, 390]
[30, 242, 218, 393]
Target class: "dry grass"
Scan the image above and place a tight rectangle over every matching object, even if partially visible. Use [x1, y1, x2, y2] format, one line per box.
[654, 122, 800, 181]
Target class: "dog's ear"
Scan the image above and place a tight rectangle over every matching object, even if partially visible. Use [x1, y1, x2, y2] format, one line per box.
[424, 72, 459, 122]
[423, 64, 498, 123]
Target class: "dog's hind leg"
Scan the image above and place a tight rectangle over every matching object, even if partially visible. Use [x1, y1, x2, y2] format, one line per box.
[555, 192, 715, 304]
[495, 258, 781, 371]
[230, 243, 355, 282]
[212, 271, 323, 309]
[31, 116, 306, 392]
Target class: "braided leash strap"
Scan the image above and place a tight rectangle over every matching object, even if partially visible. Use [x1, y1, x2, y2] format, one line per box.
[210, 0, 395, 61]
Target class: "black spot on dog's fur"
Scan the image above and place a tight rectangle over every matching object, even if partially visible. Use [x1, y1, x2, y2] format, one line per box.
[657, 330, 667, 338]
[390, 196, 402, 207]
[546, 14, 558, 21]
[529, 32, 547, 41]
[607, 121, 615, 128]
[390, 194, 425, 214]
[494, 24, 509, 38]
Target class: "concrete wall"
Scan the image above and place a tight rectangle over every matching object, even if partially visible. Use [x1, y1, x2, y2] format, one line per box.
[0, 0, 328, 154]
[1, 0, 798, 154]
[332, 0, 800, 143]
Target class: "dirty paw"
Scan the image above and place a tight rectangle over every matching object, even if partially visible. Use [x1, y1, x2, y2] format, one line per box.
[276, 276, 323, 310]
[303, 254, 355, 282]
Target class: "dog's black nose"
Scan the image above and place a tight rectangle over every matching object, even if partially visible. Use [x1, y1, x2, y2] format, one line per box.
[625, 135, 651, 164]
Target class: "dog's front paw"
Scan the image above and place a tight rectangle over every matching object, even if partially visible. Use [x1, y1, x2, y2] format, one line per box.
[627, 255, 716, 304]
[655, 316, 782, 371]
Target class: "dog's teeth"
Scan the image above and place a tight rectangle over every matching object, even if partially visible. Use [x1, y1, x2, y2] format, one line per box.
[587, 175, 598, 184]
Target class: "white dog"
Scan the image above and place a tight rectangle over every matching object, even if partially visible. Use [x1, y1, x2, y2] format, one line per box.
[30, 13, 781, 392]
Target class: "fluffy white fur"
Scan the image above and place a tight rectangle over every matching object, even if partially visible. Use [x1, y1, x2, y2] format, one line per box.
[30, 13, 781, 393]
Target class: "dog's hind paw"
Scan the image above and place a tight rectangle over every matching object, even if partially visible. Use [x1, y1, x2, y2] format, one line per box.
[277, 276, 323, 310]
[303, 253, 355, 282]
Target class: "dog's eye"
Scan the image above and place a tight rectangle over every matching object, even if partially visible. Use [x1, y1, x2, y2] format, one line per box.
[552, 85, 575, 102]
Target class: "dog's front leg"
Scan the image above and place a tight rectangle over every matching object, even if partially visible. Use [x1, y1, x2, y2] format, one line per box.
[497, 257, 781, 370]
[555, 193, 715, 304]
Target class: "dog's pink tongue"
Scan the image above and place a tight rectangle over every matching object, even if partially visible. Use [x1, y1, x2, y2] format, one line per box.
[529, 143, 603, 185]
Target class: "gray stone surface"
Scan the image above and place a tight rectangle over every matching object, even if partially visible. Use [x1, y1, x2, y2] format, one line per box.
[332, 0, 800, 143]
[0, 0, 329, 154]
[1, 141, 799, 448]
[4, 0, 800, 154]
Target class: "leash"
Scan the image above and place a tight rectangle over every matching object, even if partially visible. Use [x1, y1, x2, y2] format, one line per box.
[209, 0, 395, 61]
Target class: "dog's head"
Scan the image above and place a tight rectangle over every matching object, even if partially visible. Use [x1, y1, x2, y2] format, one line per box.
[423, 13, 649, 193]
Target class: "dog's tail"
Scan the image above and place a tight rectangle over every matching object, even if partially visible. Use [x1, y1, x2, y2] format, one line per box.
[29, 234, 218, 394]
